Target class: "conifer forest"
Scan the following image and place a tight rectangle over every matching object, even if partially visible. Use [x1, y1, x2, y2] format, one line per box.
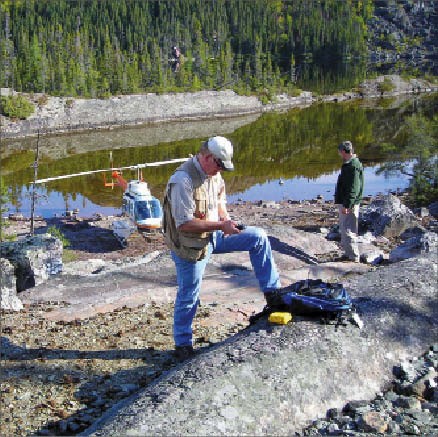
[0, 0, 373, 97]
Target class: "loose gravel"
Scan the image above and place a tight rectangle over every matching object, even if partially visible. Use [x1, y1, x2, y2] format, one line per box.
[302, 345, 438, 436]
[1, 300, 246, 436]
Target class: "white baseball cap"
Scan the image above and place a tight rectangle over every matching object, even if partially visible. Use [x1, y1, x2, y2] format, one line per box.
[207, 136, 234, 171]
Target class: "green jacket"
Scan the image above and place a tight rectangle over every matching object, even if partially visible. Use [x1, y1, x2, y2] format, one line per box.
[334, 156, 364, 208]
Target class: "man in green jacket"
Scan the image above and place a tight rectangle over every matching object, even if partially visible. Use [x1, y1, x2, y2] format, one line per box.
[334, 140, 364, 262]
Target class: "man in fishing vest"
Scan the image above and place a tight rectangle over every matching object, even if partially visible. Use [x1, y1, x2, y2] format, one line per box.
[334, 140, 364, 263]
[163, 136, 281, 359]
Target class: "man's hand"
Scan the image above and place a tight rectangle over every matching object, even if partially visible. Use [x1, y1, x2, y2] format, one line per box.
[221, 220, 241, 235]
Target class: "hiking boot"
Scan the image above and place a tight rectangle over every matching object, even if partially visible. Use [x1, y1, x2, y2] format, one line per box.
[335, 254, 360, 263]
[264, 290, 281, 307]
[334, 254, 350, 262]
[264, 287, 293, 308]
[174, 345, 195, 360]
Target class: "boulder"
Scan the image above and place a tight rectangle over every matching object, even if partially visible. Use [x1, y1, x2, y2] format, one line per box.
[429, 201, 438, 218]
[0, 234, 63, 291]
[0, 258, 23, 311]
[400, 226, 427, 240]
[361, 195, 419, 238]
[389, 231, 438, 262]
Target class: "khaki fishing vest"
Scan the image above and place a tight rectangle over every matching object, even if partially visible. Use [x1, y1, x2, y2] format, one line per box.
[163, 158, 217, 262]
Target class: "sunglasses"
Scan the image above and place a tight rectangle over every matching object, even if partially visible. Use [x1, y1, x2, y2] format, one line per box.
[212, 155, 225, 170]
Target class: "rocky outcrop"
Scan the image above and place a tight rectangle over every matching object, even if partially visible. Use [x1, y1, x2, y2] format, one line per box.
[2, 195, 436, 435]
[361, 194, 420, 238]
[0, 234, 63, 293]
[82, 254, 437, 436]
[0, 90, 264, 139]
[357, 74, 436, 98]
[0, 258, 23, 311]
[367, 0, 437, 67]
[302, 345, 438, 435]
[1, 76, 436, 140]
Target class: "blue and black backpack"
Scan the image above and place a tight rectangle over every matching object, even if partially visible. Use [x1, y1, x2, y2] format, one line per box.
[251, 279, 361, 327]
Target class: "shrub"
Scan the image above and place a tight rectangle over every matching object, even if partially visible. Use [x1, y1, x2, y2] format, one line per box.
[0, 219, 15, 242]
[258, 88, 275, 105]
[47, 225, 70, 248]
[424, 74, 438, 84]
[377, 77, 395, 93]
[0, 94, 35, 119]
[288, 86, 302, 97]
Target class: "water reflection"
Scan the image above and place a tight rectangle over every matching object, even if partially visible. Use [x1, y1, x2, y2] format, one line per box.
[2, 94, 436, 218]
[227, 165, 411, 204]
[10, 165, 411, 219]
[296, 59, 367, 95]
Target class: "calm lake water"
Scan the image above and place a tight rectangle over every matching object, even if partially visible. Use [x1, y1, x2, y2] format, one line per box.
[227, 165, 411, 204]
[11, 165, 411, 218]
[2, 94, 436, 219]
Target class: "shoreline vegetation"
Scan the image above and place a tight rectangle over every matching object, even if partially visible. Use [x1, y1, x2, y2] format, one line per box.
[1, 75, 437, 141]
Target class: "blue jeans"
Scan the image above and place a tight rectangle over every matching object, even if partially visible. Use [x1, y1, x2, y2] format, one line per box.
[171, 226, 281, 346]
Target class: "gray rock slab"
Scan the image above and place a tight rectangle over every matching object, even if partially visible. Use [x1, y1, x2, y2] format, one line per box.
[2, 91, 263, 139]
[81, 254, 437, 436]
[18, 230, 368, 322]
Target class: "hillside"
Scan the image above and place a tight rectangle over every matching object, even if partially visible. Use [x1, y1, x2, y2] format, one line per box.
[0, 0, 436, 102]
[367, 0, 437, 70]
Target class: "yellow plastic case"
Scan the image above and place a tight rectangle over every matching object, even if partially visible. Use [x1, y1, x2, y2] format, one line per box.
[268, 312, 292, 325]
